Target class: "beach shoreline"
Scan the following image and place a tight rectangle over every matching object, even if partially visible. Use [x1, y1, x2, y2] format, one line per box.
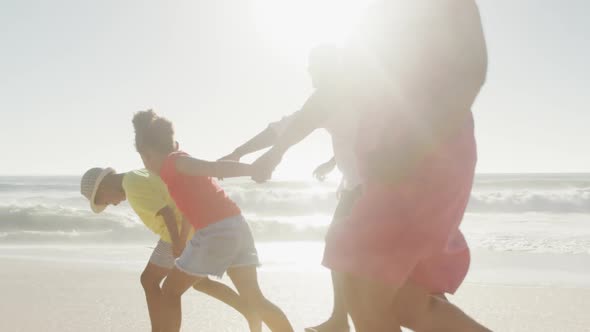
[1, 243, 589, 331]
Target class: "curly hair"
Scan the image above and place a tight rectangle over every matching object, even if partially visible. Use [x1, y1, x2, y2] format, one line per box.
[132, 109, 175, 154]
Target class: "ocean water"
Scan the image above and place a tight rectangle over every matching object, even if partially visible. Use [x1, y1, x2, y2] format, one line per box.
[1, 174, 589, 255]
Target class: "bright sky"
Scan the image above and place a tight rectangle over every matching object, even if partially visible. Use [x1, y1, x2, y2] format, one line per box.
[1, 0, 588, 177]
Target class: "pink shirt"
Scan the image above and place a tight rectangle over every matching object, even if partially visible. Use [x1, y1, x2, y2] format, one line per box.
[160, 151, 241, 231]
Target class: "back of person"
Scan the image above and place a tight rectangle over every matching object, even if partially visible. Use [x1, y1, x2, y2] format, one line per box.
[159, 151, 241, 231]
[123, 169, 186, 242]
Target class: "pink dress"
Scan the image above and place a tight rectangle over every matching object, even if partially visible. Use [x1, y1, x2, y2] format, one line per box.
[323, 110, 476, 294]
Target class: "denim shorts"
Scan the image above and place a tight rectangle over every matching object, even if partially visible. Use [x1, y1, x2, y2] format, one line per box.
[175, 215, 260, 278]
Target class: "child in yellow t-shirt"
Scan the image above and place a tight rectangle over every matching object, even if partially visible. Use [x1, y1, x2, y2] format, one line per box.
[80, 167, 260, 332]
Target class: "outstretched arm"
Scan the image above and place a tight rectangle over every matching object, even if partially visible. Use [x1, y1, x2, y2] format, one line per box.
[251, 92, 332, 182]
[220, 112, 301, 161]
[268, 96, 328, 156]
[175, 155, 253, 178]
[220, 127, 279, 162]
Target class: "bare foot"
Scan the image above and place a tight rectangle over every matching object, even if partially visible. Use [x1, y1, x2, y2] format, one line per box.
[304, 320, 350, 332]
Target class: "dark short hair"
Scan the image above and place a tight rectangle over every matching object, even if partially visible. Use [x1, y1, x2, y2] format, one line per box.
[132, 109, 175, 154]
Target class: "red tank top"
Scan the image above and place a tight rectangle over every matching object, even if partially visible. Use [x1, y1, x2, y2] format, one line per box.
[160, 151, 241, 231]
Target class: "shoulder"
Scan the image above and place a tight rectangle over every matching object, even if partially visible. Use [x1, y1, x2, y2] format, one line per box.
[124, 170, 170, 214]
[161, 151, 190, 180]
[123, 169, 164, 194]
[122, 169, 148, 190]
[306, 90, 340, 112]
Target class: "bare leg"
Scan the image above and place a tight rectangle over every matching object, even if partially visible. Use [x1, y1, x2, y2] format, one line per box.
[161, 267, 206, 332]
[394, 282, 490, 332]
[193, 278, 262, 332]
[228, 266, 294, 332]
[140, 263, 169, 332]
[305, 270, 350, 332]
[342, 272, 401, 332]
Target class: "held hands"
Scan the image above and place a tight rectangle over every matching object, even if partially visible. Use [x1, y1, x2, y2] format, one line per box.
[216, 150, 243, 180]
[250, 150, 282, 183]
[216, 147, 282, 183]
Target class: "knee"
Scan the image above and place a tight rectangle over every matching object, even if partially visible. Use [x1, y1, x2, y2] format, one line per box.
[246, 293, 269, 310]
[401, 296, 442, 331]
[251, 294, 266, 306]
[140, 271, 162, 291]
[162, 281, 185, 300]
[238, 287, 266, 307]
[191, 277, 211, 291]
[424, 296, 445, 315]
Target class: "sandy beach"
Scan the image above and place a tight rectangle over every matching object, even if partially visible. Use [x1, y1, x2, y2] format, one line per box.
[2, 0, 589, 329]
[1, 243, 589, 332]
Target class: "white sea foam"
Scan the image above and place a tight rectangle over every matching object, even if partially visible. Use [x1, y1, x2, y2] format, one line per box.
[1, 175, 590, 253]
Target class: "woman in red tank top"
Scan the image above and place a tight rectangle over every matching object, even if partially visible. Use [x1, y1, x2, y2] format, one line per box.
[132, 110, 293, 332]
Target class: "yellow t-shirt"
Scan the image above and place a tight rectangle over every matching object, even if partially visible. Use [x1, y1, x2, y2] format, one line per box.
[122, 169, 188, 243]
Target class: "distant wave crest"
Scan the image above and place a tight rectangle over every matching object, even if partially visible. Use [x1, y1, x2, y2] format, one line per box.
[469, 188, 590, 213]
[0, 204, 328, 243]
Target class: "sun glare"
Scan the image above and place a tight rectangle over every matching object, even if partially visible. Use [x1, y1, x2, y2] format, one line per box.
[254, 0, 373, 59]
